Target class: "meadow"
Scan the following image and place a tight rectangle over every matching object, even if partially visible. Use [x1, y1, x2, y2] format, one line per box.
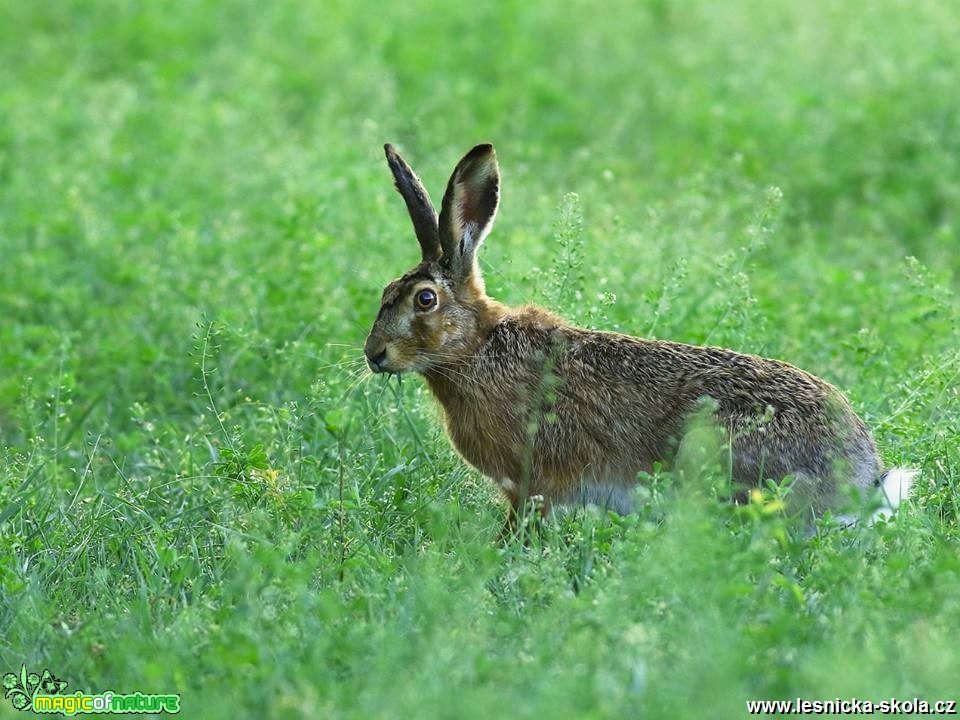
[1, 0, 960, 717]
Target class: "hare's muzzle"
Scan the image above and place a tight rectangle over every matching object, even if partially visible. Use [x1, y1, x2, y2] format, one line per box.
[364, 341, 389, 373]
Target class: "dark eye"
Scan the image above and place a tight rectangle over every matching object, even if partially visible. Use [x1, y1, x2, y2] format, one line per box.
[415, 289, 437, 310]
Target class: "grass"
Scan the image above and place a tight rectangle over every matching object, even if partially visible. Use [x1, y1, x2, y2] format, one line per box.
[1, 0, 959, 717]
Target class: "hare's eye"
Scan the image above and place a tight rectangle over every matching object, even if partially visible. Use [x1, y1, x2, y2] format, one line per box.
[415, 289, 437, 310]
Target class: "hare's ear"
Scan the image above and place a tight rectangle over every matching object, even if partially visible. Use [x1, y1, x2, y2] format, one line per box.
[438, 144, 500, 284]
[384, 144, 441, 262]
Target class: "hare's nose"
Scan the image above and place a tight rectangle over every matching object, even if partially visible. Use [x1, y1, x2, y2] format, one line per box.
[366, 348, 388, 373]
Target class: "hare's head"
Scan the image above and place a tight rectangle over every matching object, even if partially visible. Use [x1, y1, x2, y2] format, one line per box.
[364, 144, 502, 374]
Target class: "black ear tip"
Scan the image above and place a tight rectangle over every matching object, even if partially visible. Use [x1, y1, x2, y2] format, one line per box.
[384, 143, 397, 157]
[470, 143, 495, 157]
[455, 144, 497, 174]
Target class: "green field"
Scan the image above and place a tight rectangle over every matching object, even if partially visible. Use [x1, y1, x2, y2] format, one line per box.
[2, 1, 960, 717]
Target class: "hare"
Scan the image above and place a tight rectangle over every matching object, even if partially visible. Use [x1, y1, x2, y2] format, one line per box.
[364, 143, 915, 532]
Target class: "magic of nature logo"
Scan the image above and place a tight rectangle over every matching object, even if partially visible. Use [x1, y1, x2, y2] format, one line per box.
[2, 664, 180, 715]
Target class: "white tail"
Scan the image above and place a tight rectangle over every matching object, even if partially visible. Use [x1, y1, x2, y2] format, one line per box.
[871, 468, 919, 522]
[832, 468, 918, 528]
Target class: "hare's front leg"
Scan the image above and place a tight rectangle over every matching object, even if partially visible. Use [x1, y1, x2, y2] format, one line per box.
[495, 477, 551, 542]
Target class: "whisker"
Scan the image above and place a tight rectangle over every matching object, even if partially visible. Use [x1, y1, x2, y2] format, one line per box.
[313, 357, 368, 372]
[428, 364, 483, 392]
[337, 368, 374, 404]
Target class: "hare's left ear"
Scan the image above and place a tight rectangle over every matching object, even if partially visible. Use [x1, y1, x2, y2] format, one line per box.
[438, 144, 500, 283]
[384, 144, 441, 262]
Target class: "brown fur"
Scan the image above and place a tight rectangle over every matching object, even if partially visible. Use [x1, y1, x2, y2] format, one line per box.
[366, 144, 884, 527]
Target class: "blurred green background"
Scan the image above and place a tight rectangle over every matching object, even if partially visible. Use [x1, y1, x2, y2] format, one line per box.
[1, 1, 958, 718]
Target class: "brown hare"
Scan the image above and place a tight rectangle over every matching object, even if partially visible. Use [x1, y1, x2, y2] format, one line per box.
[364, 143, 915, 533]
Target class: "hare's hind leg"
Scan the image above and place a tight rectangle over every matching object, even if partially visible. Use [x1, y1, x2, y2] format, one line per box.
[783, 470, 832, 520]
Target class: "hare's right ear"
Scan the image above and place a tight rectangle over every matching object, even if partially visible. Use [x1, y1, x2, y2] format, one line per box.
[384, 144, 441, 262]
[438, 144, 500, 284]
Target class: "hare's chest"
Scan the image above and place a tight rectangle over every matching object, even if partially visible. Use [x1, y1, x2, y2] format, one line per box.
[440, 393, 527, 480]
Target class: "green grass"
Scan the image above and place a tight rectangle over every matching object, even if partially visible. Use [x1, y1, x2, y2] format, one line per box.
[2, 0, 960, 717]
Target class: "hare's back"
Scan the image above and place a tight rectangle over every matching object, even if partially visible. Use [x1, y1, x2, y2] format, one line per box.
[487, 310, 863, 429]
[493, 312, 870, 450]
[561, 329, 832, 413]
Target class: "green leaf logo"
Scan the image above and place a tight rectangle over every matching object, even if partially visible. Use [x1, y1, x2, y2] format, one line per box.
[2, 664, 68, 712]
